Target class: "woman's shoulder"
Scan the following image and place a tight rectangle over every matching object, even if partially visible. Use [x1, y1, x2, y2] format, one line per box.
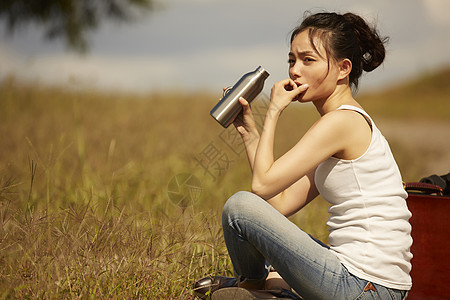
[305, 110, 364, 145]
[318, 108, 368, 130]
[318, 108, 373, 159]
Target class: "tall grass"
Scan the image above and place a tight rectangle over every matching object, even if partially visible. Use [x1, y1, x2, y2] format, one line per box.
[0, 79, 235, 298]
[0, 68, 449, 298]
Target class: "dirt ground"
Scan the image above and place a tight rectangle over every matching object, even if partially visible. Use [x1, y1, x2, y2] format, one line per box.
[377, 119, 450, 178]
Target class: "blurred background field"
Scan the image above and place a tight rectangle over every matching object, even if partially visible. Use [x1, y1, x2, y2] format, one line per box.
[0, 68, 449, 298]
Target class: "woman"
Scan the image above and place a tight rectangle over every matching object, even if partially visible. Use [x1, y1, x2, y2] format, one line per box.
[194, 11, 412, 300]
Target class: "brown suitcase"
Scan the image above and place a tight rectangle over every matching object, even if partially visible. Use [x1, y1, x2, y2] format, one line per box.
[405, 182, 450, 300]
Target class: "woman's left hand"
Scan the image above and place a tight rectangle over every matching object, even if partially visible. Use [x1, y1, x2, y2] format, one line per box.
[270, 79, 309, 112]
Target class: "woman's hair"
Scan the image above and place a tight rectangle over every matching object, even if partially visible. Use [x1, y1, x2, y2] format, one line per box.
[290, 12, 388, 89]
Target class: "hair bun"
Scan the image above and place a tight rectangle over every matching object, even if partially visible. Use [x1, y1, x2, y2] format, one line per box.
[343, 13, 388, 72]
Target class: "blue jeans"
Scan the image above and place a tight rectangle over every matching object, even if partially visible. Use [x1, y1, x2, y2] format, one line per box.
[222, 191, 409, 300]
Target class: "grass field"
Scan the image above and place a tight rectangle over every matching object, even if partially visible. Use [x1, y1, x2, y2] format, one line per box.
[0, 68, 449, 299]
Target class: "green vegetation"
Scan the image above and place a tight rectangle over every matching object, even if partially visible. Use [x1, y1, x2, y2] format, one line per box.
[0, 0, 155, 53]
[0, 68, 449, 298]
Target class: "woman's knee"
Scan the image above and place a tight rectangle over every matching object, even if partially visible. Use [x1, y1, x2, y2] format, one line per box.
[222, 191, 265, 223]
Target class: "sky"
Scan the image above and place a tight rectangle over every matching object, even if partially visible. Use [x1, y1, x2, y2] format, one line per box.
[0, 0, 449, 95]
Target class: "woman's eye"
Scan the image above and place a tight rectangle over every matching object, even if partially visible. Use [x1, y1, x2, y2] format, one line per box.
[304, 57, 314, 62]
[287, 58, 295, 64]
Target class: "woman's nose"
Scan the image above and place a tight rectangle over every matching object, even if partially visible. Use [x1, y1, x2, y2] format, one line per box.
[289, 63, 301, 79]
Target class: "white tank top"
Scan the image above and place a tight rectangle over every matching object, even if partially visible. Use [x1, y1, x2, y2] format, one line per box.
[315, 105, 412, 290]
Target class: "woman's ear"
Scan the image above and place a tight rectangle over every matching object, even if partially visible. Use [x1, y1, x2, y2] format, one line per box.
[338, 58, 352, 80]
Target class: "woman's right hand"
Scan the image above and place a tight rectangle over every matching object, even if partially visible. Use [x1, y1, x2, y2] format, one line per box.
[232, 97, 260, 171]
[233, 97, 260, 144]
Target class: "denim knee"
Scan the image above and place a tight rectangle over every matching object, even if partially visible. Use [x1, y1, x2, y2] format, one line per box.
[222, 191, 263, 225]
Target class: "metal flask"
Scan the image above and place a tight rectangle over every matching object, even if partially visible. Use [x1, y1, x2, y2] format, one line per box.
[210, 66, 269, 128]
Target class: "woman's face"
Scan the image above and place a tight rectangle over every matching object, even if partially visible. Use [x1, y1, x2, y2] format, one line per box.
[288, 30, 341, 102]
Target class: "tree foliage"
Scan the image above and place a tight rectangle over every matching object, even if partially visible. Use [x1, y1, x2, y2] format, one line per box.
[0, 0, 154, 52]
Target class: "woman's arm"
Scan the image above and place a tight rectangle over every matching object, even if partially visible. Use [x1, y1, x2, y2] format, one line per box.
[266, 168, 319, 217]
[251, 80, 353, 200]
[234, 96, 318, 216]
[233, 98, 260, 171]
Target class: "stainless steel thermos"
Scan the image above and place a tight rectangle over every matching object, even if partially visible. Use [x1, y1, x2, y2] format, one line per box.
[210, 66, 269, 128]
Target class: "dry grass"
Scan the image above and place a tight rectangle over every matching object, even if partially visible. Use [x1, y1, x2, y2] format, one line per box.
[0, 68, 449, 299]
[0, 80, 233, 299]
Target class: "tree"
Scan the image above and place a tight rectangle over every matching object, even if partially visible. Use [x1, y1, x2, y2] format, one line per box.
[0, 0, 154, 53]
